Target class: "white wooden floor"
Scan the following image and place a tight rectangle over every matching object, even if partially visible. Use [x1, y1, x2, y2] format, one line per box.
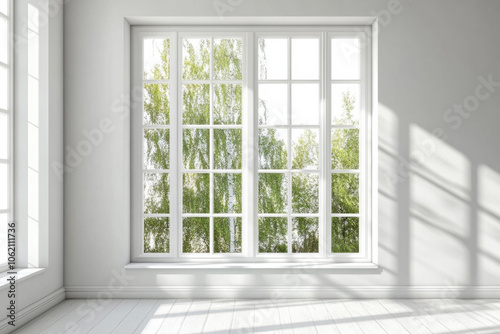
[14, 299, 500, 334]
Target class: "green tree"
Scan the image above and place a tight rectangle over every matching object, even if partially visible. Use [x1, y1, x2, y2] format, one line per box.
[143, 38, 359, 255]
[331, 91, 360, 253]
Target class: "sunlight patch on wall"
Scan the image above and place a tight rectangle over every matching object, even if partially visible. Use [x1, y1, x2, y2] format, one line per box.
[409, 124, 470, 285]
[477, 164, 500, 284]
[377, 104, 400, 280]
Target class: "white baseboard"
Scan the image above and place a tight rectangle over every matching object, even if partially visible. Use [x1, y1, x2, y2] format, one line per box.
[65, 285, 500, 299]
[0, 288, 66, 334]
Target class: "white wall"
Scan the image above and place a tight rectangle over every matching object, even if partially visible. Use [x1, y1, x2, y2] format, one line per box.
[64, 0, 500, 298]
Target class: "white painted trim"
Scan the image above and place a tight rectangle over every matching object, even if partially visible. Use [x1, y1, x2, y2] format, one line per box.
[126, 16, 377, 26]
[0, 288, 65, 333]
[124, 262, 379, 270]
[131, 24, 376, 264]
[370, 19, 379, 266]
[0, 268, 45, 288]
[64, 285, 500, 299]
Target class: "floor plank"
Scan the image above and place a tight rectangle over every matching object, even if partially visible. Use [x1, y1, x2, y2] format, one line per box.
[14, 300, 80, 334]
[178, 299, 212, 333]
[64, 299, 122, 333]
[277, 300, 295, 334]
[38, 299, 103, 334]
[323, 299, 364, 334]
[342, 299, 387, 334]
[411, 299, 475, 333]
[156, 299, 193, 334]
[253, 299, 282, 333]
[231, 299, 255, 333]
[14, 298, 500, 334]
[288, 299, 317, 334]
[137, 299, 176, 333]
[306, 300, 342, 334]
[202, 299, 235, 333]
[377, 299, 433, 334]
[358, 299, 408, 334]
[88, 299, 140, 334]
[396, 299, 449, 333]
[111, 299, 159, 334]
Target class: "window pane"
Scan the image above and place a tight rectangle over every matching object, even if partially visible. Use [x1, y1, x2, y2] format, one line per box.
[183, 217, 210, 253]
[258, 84, 287, 125]
[28, 29, 38, 78]
[144, 173, 170, 214]
[0, 0, 7, 15]
[182, 38, 210, 80]
[258, 217, 288, 253]
[0, 113, 7, 160]
[183, 173, 210, 213]
[0, 213, 6, 264]
[258, 173, 288, 214]
[258, 38, 287, 80]
[0, 17, 7, 64]
[214, 84, 242, 125]
[214, 129, 242, 170]
[292, 129, 319, 170]
[332, 217, 359, 253]
[182, 84, 210, 124]
[292, 217, 319, 253]
[144, 217, 169, 253]
[0, 66, 7, 110]
[332, 83, 360, 125]
[258, 128, 287, 170]
[292, 173, 319, 213]
[214, 173, 242, 214]
[214, 217, 242, 253]
[291, 84, 319, 125]
[144, 84, 170, 125]
[0, 164, 6, 210]
[292, 38, 319, 80]
[332, 38, 360, 80]
[214, 38, 242, 80]
[183, 129, 209, 170]
[144, 129, 169, 170]
[331, 129, 359, 169]
[144, 38, 170, 80]
[331, 173, 359, 213]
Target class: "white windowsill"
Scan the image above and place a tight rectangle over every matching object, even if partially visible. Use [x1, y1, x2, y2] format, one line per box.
[0, 268, 46, 288]
[125, 262, 380, 270]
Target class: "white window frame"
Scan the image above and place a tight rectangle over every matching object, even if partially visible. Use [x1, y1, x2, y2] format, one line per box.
[131, 24, 375, 265]
[0, 0, 13, 273]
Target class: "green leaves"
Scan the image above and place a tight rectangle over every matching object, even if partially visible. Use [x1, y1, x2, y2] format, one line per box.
[331, 129, 359, 169]
[144, 129, 169, 170]
[331, 217, 359, 253]
[144, 218, 170, 253]
[292, 217, 319, 253]
[144, 173, 170, 214]
[214, 39, 242, 80]
[144, 84, 170, 125]
[331, 173, 359, 214]
[183, 173, 210, 213]
[142, 36, 362, 255]
[259, 217, 288, 253]
[182, 38, 210, 80]
[183, 218, 210, 253]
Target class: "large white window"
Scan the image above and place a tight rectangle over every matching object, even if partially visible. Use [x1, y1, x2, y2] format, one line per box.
[0, 0, 12, 270]
[131, 26, 373, 263]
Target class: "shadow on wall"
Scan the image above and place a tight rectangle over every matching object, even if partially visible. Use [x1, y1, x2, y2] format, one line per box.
[379, 102, 500, 291]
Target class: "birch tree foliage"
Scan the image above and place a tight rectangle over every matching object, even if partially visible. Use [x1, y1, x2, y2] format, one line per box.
[142, 38, 360, 254]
